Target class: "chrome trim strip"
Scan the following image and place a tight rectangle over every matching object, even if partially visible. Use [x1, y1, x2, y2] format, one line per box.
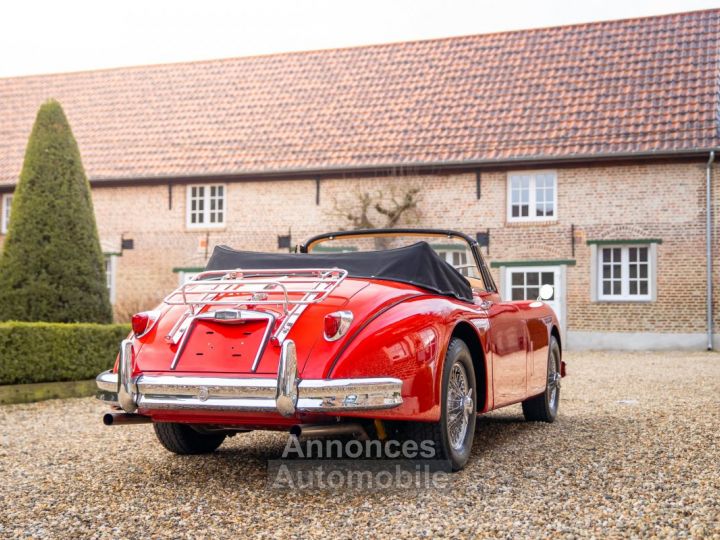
[297, 378, 403, 410]
[169, 309, 275, 372]
[138, 375, 277, 398]
[95, 371, 402, 414]
[297, 377, 403, 392]
[249, 312, 275, 372]
[168, 315, 197, 370]
[96, 371, 120, 405]
[275, 340, 298, 416]
[137, 396, 279, 411]
[273, 301, 306, 344]
[166, 310, 193, 345]
[117, 339, 137, 413]
[274, 279, 331, 344]
[96, 370, 118, 393]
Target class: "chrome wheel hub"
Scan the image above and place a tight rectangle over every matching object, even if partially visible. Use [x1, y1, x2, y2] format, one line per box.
[447, 363, 473, 451]
[462, 393, 474, 415]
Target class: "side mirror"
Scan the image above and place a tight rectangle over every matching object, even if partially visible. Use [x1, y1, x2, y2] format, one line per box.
[538, 284, 554, 301]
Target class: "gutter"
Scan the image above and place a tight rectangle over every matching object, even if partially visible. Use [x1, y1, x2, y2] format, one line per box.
[0, 147, 718, 193]
[707, 151, 715, 351]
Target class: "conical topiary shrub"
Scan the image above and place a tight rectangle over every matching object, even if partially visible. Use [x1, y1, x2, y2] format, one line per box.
[0, 100, 112, 323]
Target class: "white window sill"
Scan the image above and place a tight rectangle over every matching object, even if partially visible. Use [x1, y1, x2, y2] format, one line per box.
[506, 218, 558, 225]
[595, 298, 654, 303]
[186, 223, 227, 231]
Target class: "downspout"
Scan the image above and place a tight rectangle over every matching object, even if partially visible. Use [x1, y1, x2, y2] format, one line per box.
[707, 151, 715, 350]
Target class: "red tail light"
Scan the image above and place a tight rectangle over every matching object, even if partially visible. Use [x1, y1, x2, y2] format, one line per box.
[131, 310, 160, 338]
[323, 311, 353, 341]
[324, 314, 340, 337]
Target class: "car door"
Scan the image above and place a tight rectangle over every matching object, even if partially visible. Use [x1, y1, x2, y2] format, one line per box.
[504, 266, 562, 328]
[504, 267, 560, 396]
[485, 295, 528, 407]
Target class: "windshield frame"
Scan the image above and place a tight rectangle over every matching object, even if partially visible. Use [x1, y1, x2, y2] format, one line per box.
[299, 228, 497, 293]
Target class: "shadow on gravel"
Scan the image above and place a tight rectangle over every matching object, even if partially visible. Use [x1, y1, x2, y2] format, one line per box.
[121, 412, 652, 494]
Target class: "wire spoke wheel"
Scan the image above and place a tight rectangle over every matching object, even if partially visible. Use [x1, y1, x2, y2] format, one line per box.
[522, 335, 561, 423]
[446, 362, 473, 451]
[398, 337, 477, 471]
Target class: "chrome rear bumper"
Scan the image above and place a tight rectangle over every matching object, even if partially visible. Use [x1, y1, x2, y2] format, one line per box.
[97, 339, 403, 417]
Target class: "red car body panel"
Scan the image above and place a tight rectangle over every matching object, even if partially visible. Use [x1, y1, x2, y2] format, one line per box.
[109, 274, 561, 428]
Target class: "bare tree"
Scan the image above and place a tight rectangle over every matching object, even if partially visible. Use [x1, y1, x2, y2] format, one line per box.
[333, 187, 421, 230]
[330, 187, 422, 248]
[340, 192, 376, 230]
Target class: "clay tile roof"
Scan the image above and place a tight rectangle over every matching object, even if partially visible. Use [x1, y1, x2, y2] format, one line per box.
[0, 9, 719, 185]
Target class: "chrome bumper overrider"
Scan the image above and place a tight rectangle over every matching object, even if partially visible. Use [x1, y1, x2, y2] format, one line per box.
[96, 339, 403, 417]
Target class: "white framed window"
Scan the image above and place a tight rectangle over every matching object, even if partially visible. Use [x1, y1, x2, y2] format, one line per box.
[186, 184, 226, 228]
[594, 244, 655, 301]
[508, 268, 556, 302]
[1, 194, 13, 234]
[437, 249, 468, 271]
[104, 255, 117, 304]
[503, 265, 563, 328]
[507, 171, 557, 222]
[432, 244, 482, 279]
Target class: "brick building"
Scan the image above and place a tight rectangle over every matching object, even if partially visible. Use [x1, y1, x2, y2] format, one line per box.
[0, 9, 718, 349]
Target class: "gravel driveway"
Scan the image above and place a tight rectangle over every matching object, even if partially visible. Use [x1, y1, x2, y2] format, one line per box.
[1, 351, 718, 538]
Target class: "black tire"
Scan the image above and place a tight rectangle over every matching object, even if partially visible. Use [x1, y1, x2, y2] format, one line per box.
[522, 336, 561, 422]
[153, 422, 226, 455]
[398, 337, 477, 471]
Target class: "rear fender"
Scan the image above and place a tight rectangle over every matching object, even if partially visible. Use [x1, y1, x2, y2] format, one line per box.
[328, 296, 486, 422]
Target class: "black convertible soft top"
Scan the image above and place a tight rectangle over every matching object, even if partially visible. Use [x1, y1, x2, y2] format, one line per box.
[205, 241, 473, 302]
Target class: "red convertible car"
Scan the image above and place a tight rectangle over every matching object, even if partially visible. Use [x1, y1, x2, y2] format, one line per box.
[97, 229, 564, 471]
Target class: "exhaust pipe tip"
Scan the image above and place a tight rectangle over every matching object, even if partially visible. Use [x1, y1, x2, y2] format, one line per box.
[290, 423, 368, 440]
[103, 412, 152, 426]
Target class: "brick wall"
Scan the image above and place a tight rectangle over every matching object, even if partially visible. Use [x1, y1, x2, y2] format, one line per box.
[1, 160, 718, 340]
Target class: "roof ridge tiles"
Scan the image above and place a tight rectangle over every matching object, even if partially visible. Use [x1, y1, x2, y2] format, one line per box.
[0, 8, 718, 185]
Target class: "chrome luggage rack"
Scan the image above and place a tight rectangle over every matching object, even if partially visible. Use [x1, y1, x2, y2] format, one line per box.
[163, 268, 348, 315]
[162, 268, 348, 371]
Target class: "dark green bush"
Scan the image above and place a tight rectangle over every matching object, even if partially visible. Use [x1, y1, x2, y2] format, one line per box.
[0, 100, 112, 323]
[0, 322, 130, 385]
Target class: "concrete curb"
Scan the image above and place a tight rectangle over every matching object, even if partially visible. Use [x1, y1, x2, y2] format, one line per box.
[0, 379, 96, 405]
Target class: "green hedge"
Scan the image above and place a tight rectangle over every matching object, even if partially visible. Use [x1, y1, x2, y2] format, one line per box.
[0, 322, 130, 385]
